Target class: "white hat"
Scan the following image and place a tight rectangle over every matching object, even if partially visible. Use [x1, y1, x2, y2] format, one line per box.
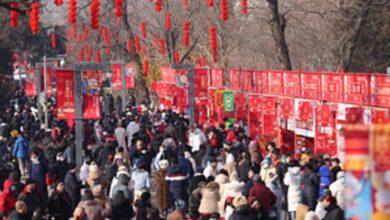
[159, 159, 169, 169]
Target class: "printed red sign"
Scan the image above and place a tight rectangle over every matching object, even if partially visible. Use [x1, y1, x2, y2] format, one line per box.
[268, 71, 284, 95]
[284, 71, 301, 97]
[254, 71, 269, 94]
[344, 73, 370, 104]
[262, 97, 277, 137]
[242, 70, 254, 92]
[194, 68, 208, 98]
[229, 69, 242, 90]
[235, 93, 247, 120]
[322, 72, 344, 102]
[111, 64, 122, 90]
[301, 72, 322, 99]
[371, 74, 390, 107]
[25, 68, 37, 97]
[56, 69, 75, 119]
[315, 104, 337, 156]
[371, 108, 390, 123]
[82, 70, 102, 119]
[279, 98, 294, 119]
[210, 68, 223, 88]
[248, 95, 262, 112]
[125, 64, 136, 89]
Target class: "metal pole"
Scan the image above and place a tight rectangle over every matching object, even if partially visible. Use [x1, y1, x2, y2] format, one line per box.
[73, 66, 83, 168]
[43, 55, 48, 128]
[36, 64, 42, 123]
[121, 64, 127, 113]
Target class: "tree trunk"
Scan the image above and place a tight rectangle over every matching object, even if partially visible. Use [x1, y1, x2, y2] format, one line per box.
[266, 0, 292, 70]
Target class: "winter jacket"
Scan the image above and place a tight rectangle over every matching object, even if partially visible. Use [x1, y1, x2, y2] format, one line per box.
[249, 182, 276, 217]
[18, 190, 42, 219]
[179, 157, 194, 178]
[53, 161, 68, 181]
[223, 180, 245, 219]
[42, 137, 58, 165]
[236, 160, 251, 182]
[64, 171, 81, 208]
[284, 166, 303, 212]
[323, 203, 344, 220]
[111, 174, 132, 201]
[48, 191, 73, 220]
[260, 166, 277, 185]
[331, 166, 342, 182]
[131, 168, 150, 192]
[215, 174, 230, 216]
[153, 169, 169, 210]
[29, 157, 48, 183]
[166, 165, 188, 202]
[112, 191, 134, 220]
[13, 135, 29, 159]
[77, 199, 111, 220]
[302, 168, 319, 211]
[228, 205, 257, 220]
[9, 210, 28, 220]
[319, 165, 331, 198]
[198, 182, 220, 214]
[0, 179, 16, 214]
[329, 176, 345, 209]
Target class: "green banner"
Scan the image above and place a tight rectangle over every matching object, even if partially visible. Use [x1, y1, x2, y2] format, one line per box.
[223, 91, 235, 112]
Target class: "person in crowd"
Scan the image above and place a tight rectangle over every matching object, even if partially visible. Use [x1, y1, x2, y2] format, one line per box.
[214, 169, 230, 218]
[329, 171, 345, 209]
[198, 181, 220, 220]
[319, 163, 331, 198]
[48, 181, 72, 220]
[53, 152, 68, 181]
[134, 191, 156, 220]
[236, 152, 251, 182]
[112, 190, 134, 220]
[167, 199, 186, 220]
[64, 162, 81, 209]
[0, 179, 16, 215]
[13, 132, 29, 177]
[18, 179, 43, 219]
[77, 189, 111, 220]
[223, 172, 245, 219]
[9, 201, 28, 220]
[114, 121, 127, 149]
[322, 195, 344, 220]
[131, 162, 151, 196]
[284, 160, 302, 220]
[330, 158, 342, 182]
[203, 158, 220, 178]
[302, 159, 319, 211]
[109, 165, 130, 198]
[154, 159, 170, 217]
[229, 196, 257, 220]
[28, 149, 48, 195]
[248, 174, 276, 219]
[111, 173, 132, 201]
[166, 157, 189, 207]
[260, 157, 277, 184]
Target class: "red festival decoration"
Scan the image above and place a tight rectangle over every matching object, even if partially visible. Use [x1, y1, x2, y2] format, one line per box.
[241, 0, 247, 15]
[10, 2, 18, 27]
[165, 13, 171, 31]
[209, 26, 217, 62]
[159, 38, 166, 55]
[115, 0, 123, 17]
[56, 69, 75, 119]
[155, 0, 162, 12]
[141, 22, 147, 38]
[221, 0, 228, 21]
[90, 0, 100, 29]
[103, 28, 110, 54]
[55, 0, 64, 6]
[174, 51, 180, 64]
[183, 0, 188, 11]
[79, 49, 84, 62]
[127, 38, 132, 53]
[81, 27, 89, 42]
[68, 0, 77, 24]
[183, 20, 190, 46]
[51, 32, 56, 49]
[207, 0, 213, 7]
[143, 60, 149, 76]
[29, 2, 40, 34]
[134, 35, 140, 53]
[95, 50, 101, 63]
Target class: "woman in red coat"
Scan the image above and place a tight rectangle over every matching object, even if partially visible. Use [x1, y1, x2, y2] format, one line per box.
[0, 179, 16, 215]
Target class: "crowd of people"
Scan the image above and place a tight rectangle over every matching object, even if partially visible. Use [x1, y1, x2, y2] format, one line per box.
[0, 89, 346, 220]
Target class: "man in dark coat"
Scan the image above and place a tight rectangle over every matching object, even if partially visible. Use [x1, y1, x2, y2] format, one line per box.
[18, 179, 43, 219]
[64, 162, 81, 209]
[248, 175, 276, 219]
[166, 157, 188, 208]
[323, 195, 344, 220]
[302, 160, 319, 211]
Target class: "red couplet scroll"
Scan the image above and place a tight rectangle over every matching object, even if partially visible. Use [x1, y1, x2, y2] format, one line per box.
[322, 72, 344, 102]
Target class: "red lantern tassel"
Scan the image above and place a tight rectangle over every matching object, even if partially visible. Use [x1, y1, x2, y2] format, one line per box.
[127, 38, 132, 53]
[143, 60, 149, 76]
[183, 0, 188, 11]
[207, 0, 213, 7]
[90, 0, 100, 29]
[183, 20, 190, 46]
[174, 51, 180, 64]
[165, 13, 171, 31]
[68, 0, 77, 24]
[221, 0, 228, 21]
[134, 35, 140, 53]
[51, 33, 56, 48]
[103, 28, 110, 54]
[10, 2, 18, 27]
[241, 0, 247, 15]
[159, 38, 165, 55]
[115, 0, 123, 17]
[155, 0, 162, 12]
[84, 45, 91, 61]
[55, 0, 64, 6]
[141, 22, 147, 38]
[79, 49, 84, 62]
[95, 50, 101, 63]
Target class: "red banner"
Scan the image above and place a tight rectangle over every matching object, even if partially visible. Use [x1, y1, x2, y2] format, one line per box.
[268, 71, 284, 95]
[371, 74, 390, 107]
[254, 71, 269, 93]
[248, 95, 262, 112]
[371, 108, 390, 123]
[194, 68, 208, 98]
[235, 93, 247, 120]
[315, 104, 337, 156]
[229, 69, 241, 90]
[125, 64, 136, 89]
[283, 71, 301, 97]
[56, 69, 75, 119]
[279, 98, 294, 119]
[322, 72, 344, 102]
[111, 64, 122, 90]
[262, 96, 278, 137]
[345, 107, 363, 124]
[25, 68, 37, 97]
[242, 70, 253, 92]
[82, 70, 102, 119]
[301, 72, 321, 99]
[344, 73, 370, 104]
[210, 68, 223, 88]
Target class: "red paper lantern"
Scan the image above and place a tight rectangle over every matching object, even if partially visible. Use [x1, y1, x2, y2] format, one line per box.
[183, 20, 190, 46]
[143, 60, 149, 76]
[127, 38, 132, 53]
[29, 2, 40, 34]
[155, 0, 162, 12]
[134, 35, 140, 53]
[95, 50, 101, 63]
[141, 22, 147, 38]
[241, 0, 247, 15]
[207, 0, 213, 7]
[159, 38, 165, 55]
[103, 27, 110, 54]
[90, 0, 100, 29]
[115, 0, 123, 17]
[183, 0, 188, 11]
[165, 13, 171, 31]
[55, 0, 64, 6]
[221, 0, 228, 21]
[209, 26, 217, 62]
[10, 2, 18, 27]
[174, 51, 180, 64]
[68, 0, 77, 24]
[51, 32, 56, 48]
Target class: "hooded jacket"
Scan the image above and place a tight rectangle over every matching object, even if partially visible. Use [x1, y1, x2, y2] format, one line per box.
[302, 168, 319, 210]
[166, 164, 188, 201]
[319, 165, 331, 198]
[284, 166, 303, 212]
[111, 174, 131, 200]
[13, 135, 29, 158]
[223, 178, 246, 219]
[0, 179, 16, 213]
[198, 182, 220, 214]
